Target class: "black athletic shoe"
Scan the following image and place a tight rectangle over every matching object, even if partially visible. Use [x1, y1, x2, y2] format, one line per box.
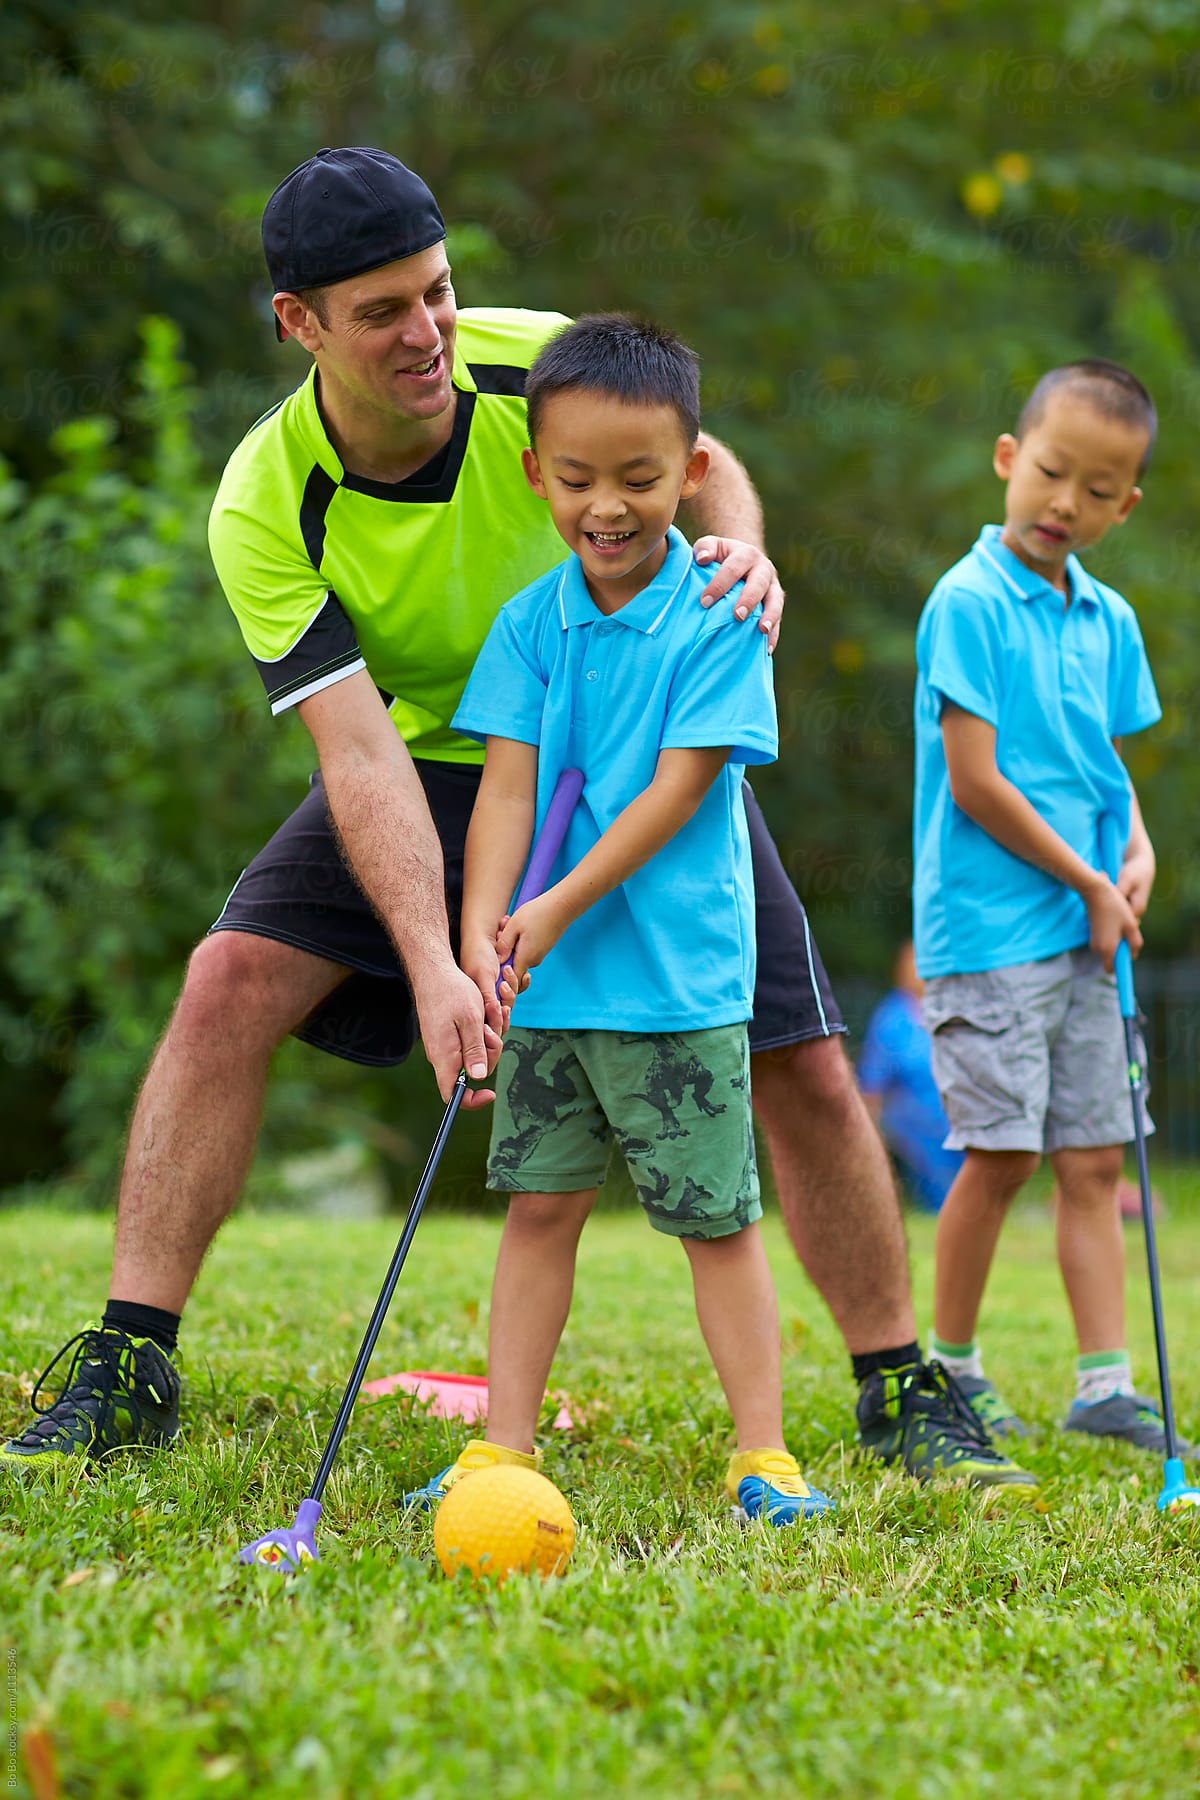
[0, 1324, 180, 1468]
[1063, 1392, 1194, 1456]
[955, 1373, 1031, 1439]
[856, 1360, 1040, 1490]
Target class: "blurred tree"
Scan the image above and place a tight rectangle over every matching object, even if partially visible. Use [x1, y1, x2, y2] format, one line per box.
[2, 0, 1198, 1190]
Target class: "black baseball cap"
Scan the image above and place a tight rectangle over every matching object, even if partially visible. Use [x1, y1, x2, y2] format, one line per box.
[262, 146, 446, 336]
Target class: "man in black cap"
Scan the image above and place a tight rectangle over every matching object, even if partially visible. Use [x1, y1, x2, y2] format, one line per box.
[3, 149, 1023, 1496]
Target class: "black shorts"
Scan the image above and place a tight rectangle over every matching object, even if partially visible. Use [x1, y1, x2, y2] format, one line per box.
[210, 763, 846, 1066]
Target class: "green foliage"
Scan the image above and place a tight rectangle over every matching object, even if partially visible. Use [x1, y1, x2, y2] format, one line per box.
[3, 1201, 1200, 1796]
[0, 318, 310, 1187]
[2, 0, 1200, 1186]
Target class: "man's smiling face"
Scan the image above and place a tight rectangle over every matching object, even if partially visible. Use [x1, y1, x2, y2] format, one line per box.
[285, 243, 458, 427]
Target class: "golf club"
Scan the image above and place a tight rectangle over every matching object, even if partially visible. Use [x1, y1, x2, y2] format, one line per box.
[496, 765, 585, 997]
[239, 765, 585, 1567]
[1099, 811, 1200, 1514]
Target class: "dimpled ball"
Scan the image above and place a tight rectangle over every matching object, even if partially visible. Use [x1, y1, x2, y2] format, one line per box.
[1166, 1492, 1200, 1513]
[434, 1465, 575, 1584]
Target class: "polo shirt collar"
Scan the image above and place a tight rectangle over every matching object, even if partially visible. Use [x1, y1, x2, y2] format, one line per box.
[556, 525, 694, 632]
[973, 523, 1099, 609]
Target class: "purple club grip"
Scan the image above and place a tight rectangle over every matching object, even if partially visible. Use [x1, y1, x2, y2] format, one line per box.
[497, 767, 584, 1001]
[513, 768, 585, 908]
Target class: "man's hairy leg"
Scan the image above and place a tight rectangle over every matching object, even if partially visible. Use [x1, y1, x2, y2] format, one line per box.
[109, 931, 348, 1314]
[751, 1036, 916, 1355]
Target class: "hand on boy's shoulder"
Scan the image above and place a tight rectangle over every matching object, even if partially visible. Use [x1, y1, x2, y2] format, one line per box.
[696, 578, 761, 633]
[689, 562, 770, 651]
[693, 536, 784, 653]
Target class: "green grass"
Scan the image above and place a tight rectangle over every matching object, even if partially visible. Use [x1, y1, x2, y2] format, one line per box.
[3, 1178, 1200, 1799]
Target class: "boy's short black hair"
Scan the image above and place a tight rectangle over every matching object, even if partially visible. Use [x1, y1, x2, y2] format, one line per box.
[525, 312, 700, 449]
[1017, 359, 1157, 473]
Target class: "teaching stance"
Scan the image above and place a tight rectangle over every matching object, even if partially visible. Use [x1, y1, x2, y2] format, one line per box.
[2, 148, 1020, 1492]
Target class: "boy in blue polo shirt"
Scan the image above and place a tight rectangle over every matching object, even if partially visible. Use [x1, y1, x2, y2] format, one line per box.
[914, 358, 1178, 1455]
[407, 313, 831, 1525]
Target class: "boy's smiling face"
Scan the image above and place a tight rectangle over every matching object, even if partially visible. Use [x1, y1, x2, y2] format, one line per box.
[994, 388, 1149, 589]
[521, 390, 709, 610]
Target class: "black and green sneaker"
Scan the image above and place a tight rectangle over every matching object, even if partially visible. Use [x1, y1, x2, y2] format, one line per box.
[0, 1325, 180, 1469]
[954, 1373, 1030, 1440]
[856, 1360, 1039, 1491]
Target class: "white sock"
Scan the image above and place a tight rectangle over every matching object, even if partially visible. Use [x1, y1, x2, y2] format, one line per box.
[1075, 1352, 1134, 1406]
[929, 1334, 984, 1380]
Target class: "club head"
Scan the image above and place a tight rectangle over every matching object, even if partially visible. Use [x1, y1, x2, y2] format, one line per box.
[238, 1498, 322, 1569]
[1157, 1459, 1200, 1515]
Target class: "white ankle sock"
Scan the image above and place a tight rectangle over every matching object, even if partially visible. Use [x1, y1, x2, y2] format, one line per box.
[929, 1334, 984, 1380]
[1075, 1352, 1134, 1406]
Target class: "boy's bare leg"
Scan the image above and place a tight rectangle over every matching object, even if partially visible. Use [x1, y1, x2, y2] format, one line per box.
[110, 932, 348, 1313]
[932, 1148, 1041, 1346]
[1050, 1144, 1126, 1353]
[752, 1037, 916, 1353]
[682, 1223, 785, 1450]
[484, 1189, 596, 1455]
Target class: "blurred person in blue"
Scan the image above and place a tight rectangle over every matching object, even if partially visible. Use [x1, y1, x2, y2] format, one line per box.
[857, 940, 963, 1215]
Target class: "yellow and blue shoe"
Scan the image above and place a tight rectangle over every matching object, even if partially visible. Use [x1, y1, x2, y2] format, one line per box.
[0, 1324, 180, 1469]
[402, 1437, 541, 1511]
[725, 1448, 834, 1525]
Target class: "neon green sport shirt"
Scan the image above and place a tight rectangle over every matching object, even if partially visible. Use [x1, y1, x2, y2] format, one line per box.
[208, 307, 570, 763]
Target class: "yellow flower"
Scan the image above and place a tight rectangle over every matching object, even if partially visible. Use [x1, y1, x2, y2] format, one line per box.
[961, 172, 1003, 218]
[694, 61, 730, 93]
[831, 639, 865, 674]
[994, 152, 1032, 185]
[753, 63, 789, 97]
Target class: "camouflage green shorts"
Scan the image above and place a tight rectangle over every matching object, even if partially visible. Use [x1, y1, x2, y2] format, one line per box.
[487, 1025, 760, 1240]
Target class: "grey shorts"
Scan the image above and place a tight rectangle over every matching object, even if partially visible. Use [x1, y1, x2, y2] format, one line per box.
[922, 949, 1150, 1154]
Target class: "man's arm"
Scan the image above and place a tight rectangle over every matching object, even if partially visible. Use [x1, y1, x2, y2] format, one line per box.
[941, 702, 1142, 967]
[298, 671, 500, 1105]
[679, 431, 785, 653]
[682, 433, 764, 545]
[495, 746, 728, 986]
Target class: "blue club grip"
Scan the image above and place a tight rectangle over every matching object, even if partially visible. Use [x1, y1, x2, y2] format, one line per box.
[1097, 812, 1137, 1020]
[1113, 941, 1137, 1021]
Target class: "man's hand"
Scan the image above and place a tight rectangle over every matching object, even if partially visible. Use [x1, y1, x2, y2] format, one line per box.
[1117, 842, 1156, 919]
[410, 960, 503, 1107]
[494, 892, 569, 990]
[692, 537, 785, 653]
[1084, 875, 1143, 971]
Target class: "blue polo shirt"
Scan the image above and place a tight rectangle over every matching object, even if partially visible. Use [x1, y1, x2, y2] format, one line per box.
[914, 525, 1160, 978]
[453, 526, 777, 1031]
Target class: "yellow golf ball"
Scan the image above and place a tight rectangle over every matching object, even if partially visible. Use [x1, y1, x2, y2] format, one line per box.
[434, 1465, 575, 1584]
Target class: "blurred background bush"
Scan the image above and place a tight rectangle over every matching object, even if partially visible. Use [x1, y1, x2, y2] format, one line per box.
[2, 0, 1198, 1202]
